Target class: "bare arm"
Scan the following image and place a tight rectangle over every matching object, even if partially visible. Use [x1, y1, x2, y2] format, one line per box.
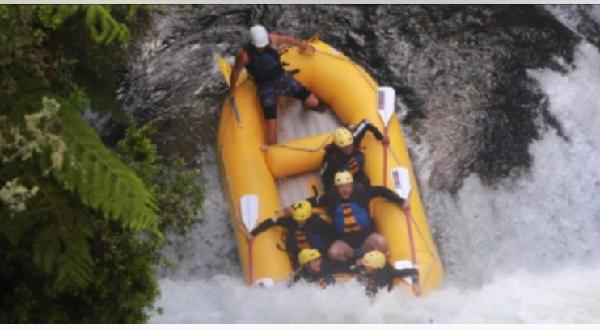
[229, 50, 248, 95]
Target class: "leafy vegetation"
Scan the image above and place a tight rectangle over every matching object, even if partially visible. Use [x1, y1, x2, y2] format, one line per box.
[0, 5, 203, 322]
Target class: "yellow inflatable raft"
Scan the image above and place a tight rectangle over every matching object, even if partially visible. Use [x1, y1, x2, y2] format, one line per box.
[217, 38, 443, 295]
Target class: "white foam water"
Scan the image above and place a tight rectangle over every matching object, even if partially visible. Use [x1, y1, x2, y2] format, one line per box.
[150, 27, 600, 324]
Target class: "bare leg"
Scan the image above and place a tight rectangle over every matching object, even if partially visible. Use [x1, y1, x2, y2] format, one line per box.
[266, 119, 277, 145]
[327, 240, 354, 261]
[303, 93, 319, 108]
[363, 233, 389, 254]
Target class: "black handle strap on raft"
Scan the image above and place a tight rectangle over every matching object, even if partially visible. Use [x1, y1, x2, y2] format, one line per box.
[311, 184, 320, 198]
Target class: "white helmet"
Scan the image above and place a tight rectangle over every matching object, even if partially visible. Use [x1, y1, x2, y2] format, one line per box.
[249, 25, 269, 48]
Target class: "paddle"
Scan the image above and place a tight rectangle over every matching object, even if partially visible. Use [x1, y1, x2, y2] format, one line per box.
[391, 167, 412, 200]
[230, 96, 242, 124]
[240, 194, 258, 285]
[391, 166, 423, 296]
[377, 86, 395, 188]
[377, 86, 395, 127]
[379, 87, 422, 296]
[217, 56, 242, 124]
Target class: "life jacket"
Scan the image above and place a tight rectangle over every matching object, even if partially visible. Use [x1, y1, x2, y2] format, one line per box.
[346, 153, 364, 175]
[287, 227, 325, 253]
[294, 230, 310, 250]
[333, 202, 371, 236]
[322, 146, 367, 190]
[243, 43, 284, 84]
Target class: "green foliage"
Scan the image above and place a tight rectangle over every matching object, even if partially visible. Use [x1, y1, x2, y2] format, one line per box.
[2, 94, 161, 291]
[117, 124, 205, 236]
[0, 116, 204, 322]
[33, 5, 80, 30]
[0, 4, 202, 323]
[55, 106, 160, 233]
[0, 215, 161, 323]
[0, 5, 152, 113]
[85, 5, 129, 46]
[0, 168, 98, 291]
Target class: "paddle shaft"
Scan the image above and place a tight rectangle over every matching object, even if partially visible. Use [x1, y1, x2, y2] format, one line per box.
[238, 223, 255, 286]
[402, 207, 421, 296]
[382, 126, 389, 187]
[230, 96, 241, 124]
[380, 114, 421, 296]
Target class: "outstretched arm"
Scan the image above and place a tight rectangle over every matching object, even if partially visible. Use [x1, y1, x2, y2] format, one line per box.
[319, 152, 336, 190]
[250, 216, 293, 236]
[228, 50, 248, 95]
[353, 119, 385, 144]
[368, 186, 405, 206]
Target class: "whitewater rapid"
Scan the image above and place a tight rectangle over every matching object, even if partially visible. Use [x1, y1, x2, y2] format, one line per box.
[150, 18, 600, 324]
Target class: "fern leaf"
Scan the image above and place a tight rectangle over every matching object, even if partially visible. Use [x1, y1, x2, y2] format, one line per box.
[32, 223, 61, 275]
[54, 107, 159, 232]
[56, 223, 94, 288]
[84, 5, 129, 46]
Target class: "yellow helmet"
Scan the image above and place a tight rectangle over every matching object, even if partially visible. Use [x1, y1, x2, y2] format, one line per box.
[298, 248, 321, 266]
[333, 127, 353, 148]
[361, 250, 387, 269]
[291, 199, 312, 221]
[334, 171, 353, 186]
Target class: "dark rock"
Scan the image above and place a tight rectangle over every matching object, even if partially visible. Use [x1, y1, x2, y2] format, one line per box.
[117, 4, 591, 191]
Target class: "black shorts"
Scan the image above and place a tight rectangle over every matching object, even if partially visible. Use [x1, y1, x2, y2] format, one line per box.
[342, 230, 373, 249]
[256, 71, 311, 120]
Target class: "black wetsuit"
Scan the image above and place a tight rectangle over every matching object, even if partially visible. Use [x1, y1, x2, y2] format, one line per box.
[289, 259, 356, 289]
[243, 43, 311, 120]
[357, 264, 419, 297]
[320, 119, 385, 192]
[308, 186, 405, 249]
[250, 214, 335, 267]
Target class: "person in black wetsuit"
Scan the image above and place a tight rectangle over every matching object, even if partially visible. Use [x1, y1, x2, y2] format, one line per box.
[308, 171, 407, 263]
[355, 250, 419, 297]
[288, 248, 353, 289]
[320, 119, 389, 192]
[228, 24, 325, 145]
[250, 199, 335, 269]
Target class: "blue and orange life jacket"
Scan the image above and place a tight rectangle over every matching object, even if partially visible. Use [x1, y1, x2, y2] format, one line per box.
[333, 201, 372, 237]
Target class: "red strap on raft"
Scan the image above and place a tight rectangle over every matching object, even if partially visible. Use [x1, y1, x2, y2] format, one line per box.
[382, 129, 421, 296]
[402, 207, 421, 296]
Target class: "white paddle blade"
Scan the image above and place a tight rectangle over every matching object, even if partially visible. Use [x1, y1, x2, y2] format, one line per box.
[391, 167, 412, 200]
[240, 194, 259, 231]
[377, 86, 395, 126]
[394, 260, 417, 285]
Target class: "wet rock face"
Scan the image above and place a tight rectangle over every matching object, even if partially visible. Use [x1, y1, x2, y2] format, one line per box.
[118, 5, 588, 191]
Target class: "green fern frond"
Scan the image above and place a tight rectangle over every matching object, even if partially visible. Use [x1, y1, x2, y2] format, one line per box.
[84, 5, 130, 46]
[32, 223, 61, 275]
[33, 5, 80, 30]
[55, 222, 95, 288]
[53, 107, 159, 233]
